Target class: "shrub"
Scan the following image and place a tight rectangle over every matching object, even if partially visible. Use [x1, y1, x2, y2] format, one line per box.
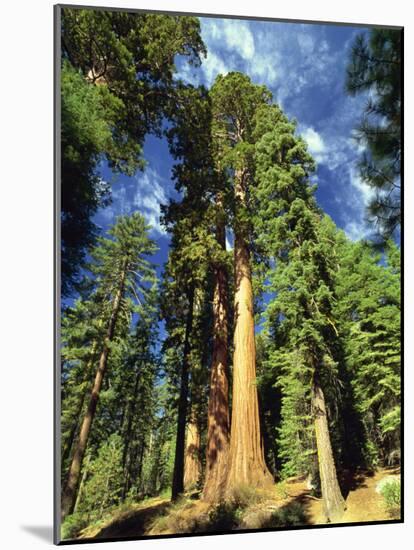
[61, 512, 89, 540]
[229, 484, 266, 509]
[379, 479, 400, 518]
[206, 502, 241, 531]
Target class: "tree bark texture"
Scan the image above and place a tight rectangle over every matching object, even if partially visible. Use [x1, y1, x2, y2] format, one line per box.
[226, 170, 273, 492]
[312, 377, 346, 522]
[61, 343, 99, 468]
[171, 285, 195, 501]
[184, 416, 201, 490]
[61, 267, 127, 520]
[202, 209, 231, 502]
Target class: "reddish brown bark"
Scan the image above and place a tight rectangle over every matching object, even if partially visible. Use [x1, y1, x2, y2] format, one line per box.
[312, 377, 346, 522]
[202, 209, 231, 502]
[184, 416, 201, 490]
[226, 170, 273, 493]
[61, 267, 127, 520]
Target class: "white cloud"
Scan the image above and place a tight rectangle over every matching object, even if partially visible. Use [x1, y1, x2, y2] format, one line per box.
[297, 32, 315, 55]
[131, 169, 167, 235]
[344, 220, 370, 241]
[340, 167, 375, 241]
[202, 51, 229, 86]
[225, 228, 234, 251]
[349, 168, 375, 206]
[301, 127, 326, 156]
[222, 19, 255, 60]
[202, 19, 255, 61]
[105, 167, 167, 236]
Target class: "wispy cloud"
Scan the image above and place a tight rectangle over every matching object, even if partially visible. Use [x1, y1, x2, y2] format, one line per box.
[301, 126, 326, 161]
[201, 51, 229, 86]
[98, 167, 168, 236]
[176, 17, 373, 242]
[202, 18, 255, 61]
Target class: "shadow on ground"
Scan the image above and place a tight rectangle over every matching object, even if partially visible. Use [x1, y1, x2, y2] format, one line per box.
[94, 501, 170, 539]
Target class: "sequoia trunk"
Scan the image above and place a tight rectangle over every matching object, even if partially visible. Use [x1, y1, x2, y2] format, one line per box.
[202, 207, 230, 502]
[312, 376, 346, 522]
[184, 416, 201, 490]
[61, 267, 127, 520]
[226, 170, 273, 492]
[171, 285, 195, 501]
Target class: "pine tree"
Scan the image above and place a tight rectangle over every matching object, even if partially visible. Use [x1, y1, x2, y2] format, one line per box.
[346, 28, 402, 237]
[253, 103, 345, 521]
[160, 198, 213, 500]
[61, 298, 105, 473]
[335, 238, 401, 466]
[60, 7, 206, 294]
[61, 213, 157, 519]
[77, 434, 124, 518]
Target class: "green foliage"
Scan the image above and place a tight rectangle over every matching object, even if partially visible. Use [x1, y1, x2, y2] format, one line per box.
[346, 29, 402, 237]
[206, 502, 241, 531]
[335, 238, 401, 466]
[61, 511, 90, 540]
[259, 502, 307, 528]
[78, 434, 124, 515]
[252, 100, 340, 478]
[60, 7, 206, 294]
[379, 478, 400, 518]
[59, 19, 401, 536]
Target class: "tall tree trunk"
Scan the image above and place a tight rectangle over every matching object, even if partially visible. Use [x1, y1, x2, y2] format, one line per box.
[61, 343, 99, 467]
[171, 285, 195, 501]
[121, 367, 141, 500]
[226, 170, 273, 492]
[202, 203, 231, 502]
[311, 376, 346, 522]
[61, 266, 127, 520]
[184, 413, 201, 490]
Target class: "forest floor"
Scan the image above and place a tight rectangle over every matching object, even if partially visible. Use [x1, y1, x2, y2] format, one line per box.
[77, 468, 400, 541]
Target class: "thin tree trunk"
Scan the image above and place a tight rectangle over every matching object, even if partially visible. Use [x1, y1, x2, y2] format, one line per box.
[61, 267, 127, 520]
[202, 204, 231, 502]
[312, 376, 346, 522]
[171, 285, 195, 501]
[61, 343, 99, 467]
[184, 414, 201, 490]
[226, 169, 273, 492]
[73, 453, 90, 514]
[121, 367, 141, 500]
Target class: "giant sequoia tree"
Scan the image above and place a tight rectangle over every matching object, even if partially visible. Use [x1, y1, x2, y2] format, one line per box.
[59, 13, 401, 538]
[165, 83, 233, 501]
[61, 213, 157, 519]
[210, 73, 274, 491]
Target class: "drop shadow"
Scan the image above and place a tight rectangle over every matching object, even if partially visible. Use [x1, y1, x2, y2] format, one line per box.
[21, 525, 53, 543]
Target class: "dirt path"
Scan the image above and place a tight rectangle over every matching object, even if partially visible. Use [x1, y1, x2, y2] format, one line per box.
[281, 467, 399, 525]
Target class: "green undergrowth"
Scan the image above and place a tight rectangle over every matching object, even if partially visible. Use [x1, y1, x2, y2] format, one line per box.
[150, 484, 308, 534]
[62, 483, 308, 540]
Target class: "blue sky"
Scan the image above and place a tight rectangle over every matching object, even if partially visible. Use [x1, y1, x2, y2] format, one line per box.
[93, 16, 375, 275]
